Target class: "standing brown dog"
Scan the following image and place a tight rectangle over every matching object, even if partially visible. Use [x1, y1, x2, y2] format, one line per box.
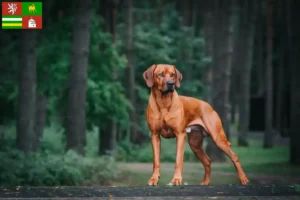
[143, 64, 249, 186]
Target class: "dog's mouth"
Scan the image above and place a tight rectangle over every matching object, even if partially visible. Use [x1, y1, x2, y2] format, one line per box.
[162, 87, 175, 94]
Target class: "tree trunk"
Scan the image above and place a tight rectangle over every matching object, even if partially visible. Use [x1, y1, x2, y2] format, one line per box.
[111, 0, 119, 43]
[32, 95, 47, 151]
[182, 0, 193, 81]
[126, 0, 138, 144]
[263, 0, 274, 149]
[206, 0, 234, 162]
[192, 0, 199, 35]
[107, 0, 118, 154]
[99, 119, 117, 155]
[190, 0, 198, 69]
[16, 31, 37, 153]
[29, 0, 53, 152]
[206, 0, 225, 162]
[220, 0, 235, 140]
[157, 0, 164, 25]
[202, 0, 214, 104]
[225, 3, 234, 140]
[66, 0, 92, 155]
[275, 0, 285, 136]
[183, 0, 193, 27]
[254, 4, 265, 98]
[98, 0, 118, 155]
[289, 56, 300, 165]
[288, 0, 300, 165]
[229, 83, 237, 123]
[281, 0, 291, 137]
[230, 0, 243, 126]
[238, 1, 258, 147]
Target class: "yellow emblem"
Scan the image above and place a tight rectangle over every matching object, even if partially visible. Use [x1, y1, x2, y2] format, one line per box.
[28, 4, 36, 13]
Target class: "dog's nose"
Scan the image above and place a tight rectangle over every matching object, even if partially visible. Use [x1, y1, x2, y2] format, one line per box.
[167, 81, 174, 87]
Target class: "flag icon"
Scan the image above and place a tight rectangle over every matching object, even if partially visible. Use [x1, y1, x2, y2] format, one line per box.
[2, 2, 42, 29]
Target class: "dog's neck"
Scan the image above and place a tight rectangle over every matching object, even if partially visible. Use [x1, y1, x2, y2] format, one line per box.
[151, 87, 176, 110]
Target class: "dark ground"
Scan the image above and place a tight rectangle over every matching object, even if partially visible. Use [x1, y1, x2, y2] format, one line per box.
[0, 185, 299, 200]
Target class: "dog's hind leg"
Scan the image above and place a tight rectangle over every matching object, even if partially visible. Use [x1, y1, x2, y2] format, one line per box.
[187, 129, 211, 185]
[201, 107, 249, 185]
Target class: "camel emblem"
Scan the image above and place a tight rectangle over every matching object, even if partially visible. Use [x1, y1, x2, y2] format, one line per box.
[28, 4, 36, 13]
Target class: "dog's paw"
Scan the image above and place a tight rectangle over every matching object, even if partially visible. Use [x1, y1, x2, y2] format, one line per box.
[200, 180, 210, 185]
[169, 176, 182, 185]
[147, 176, 159, 186]
[238, 174, 249, 185]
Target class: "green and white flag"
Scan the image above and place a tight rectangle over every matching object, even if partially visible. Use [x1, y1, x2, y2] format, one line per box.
[2, 15, 22, 29]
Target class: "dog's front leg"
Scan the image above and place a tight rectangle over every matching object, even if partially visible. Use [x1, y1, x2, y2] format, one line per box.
[169, 133, 186, 185]
[148, 132, 161, 186]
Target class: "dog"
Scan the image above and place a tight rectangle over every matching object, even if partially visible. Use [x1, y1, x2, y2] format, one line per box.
[143, 64, 249, 186]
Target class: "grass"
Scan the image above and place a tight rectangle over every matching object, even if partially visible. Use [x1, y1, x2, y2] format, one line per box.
[213, 138, 298, 176]
[112, 169, 241, 186]
[116, 135, 296, 174]
[110, 136, 300, 186]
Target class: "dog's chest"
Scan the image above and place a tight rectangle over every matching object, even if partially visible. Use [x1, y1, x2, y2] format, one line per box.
[159, 109, 177, 130]
[147, 102, 182, 134]
[149, 110, 172, 127]
[160, 121, 175, 138]
[160, 109, 174, 123]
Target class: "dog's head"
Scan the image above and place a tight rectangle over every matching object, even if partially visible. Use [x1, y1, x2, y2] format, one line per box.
[143, 64, 182, 94]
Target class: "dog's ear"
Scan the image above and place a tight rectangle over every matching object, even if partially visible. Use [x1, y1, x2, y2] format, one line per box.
[143, 64, 157, 87]
[175, 67, 183, 88]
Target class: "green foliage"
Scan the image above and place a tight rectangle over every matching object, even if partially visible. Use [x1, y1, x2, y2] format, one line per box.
[39, 124, 101, 157]
[87, 16, 131, 129]
[0, 123, 198, 187]
[0, 149, 117, 186]
[0, 125, 16, 152]
[0, 126, 117, 186]
[85, 126, 99, 157]
[40, 123, 66, 154]
[0, 38, 19, 103]
[1, 14, 131, 130]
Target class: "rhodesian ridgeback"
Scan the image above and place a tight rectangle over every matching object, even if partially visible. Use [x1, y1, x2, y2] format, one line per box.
[143, 64, 249, 186]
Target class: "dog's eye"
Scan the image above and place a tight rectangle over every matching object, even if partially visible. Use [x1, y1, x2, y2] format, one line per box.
[171, 73, 175, 77]
[158, 73, 165, 77]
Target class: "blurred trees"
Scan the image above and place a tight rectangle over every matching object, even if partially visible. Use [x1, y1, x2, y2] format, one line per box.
[236, 0, 258, 147]
[263, 0, 274, 148]
[66, 0, 93, 154]
[288, 0, 300, 165]
[0, 0, 299, 165]
[98, 0, 118, 155]
[16, 31, 37, 153]
[205, 0, 235, 162]
[126, 0, 138, 144]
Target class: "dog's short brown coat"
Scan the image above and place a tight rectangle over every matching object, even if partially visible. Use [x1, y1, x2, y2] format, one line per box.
[143, 64, 249, 186]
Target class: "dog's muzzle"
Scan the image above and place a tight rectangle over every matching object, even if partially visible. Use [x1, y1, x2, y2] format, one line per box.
[166, 81, 175, 91]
